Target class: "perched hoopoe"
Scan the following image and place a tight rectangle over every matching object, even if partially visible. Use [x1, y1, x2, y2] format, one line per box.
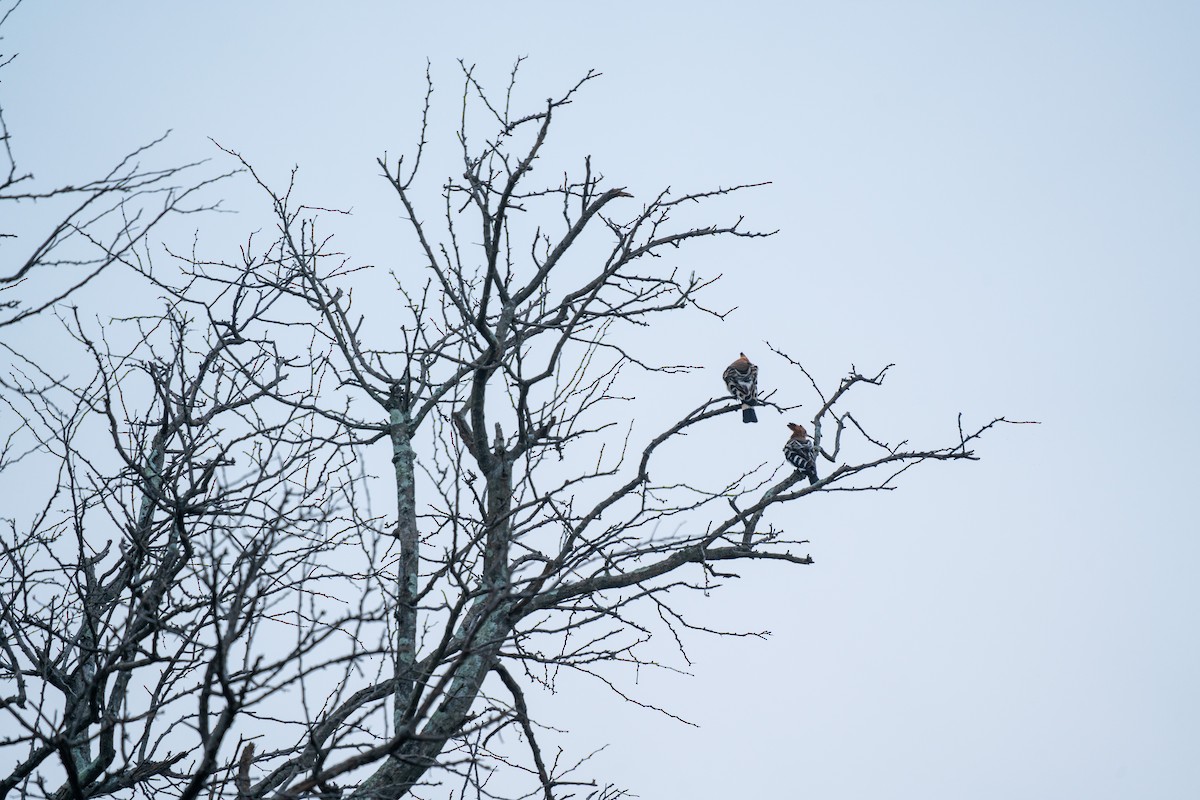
[723, 352, 759, 423]
[784, 422, 819, 485]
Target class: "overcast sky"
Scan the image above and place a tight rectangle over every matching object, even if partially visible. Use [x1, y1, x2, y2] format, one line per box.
[3, 2, 1198, 798]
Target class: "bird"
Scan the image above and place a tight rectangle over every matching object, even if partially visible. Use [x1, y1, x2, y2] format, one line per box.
[784, 422, 819, 485]
[723, 352, 759, 423]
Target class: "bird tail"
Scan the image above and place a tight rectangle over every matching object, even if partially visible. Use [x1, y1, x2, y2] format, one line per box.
[807, 469, 819, 486]
[742, 406, 758, 424]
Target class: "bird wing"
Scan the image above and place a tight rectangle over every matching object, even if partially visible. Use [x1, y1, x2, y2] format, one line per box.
[784, 438, 816, 471]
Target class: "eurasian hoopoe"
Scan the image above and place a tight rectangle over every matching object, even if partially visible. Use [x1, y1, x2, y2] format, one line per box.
[723, 353, 759, 423]
[784, 422, 819, 485]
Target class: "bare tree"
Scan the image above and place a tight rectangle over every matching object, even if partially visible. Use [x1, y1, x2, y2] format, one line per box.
[0, 0, 228, 328]
[0, 59, 1029, 800]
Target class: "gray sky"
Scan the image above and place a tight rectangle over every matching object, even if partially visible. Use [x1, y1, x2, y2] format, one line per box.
[4, 1, 1198, 797]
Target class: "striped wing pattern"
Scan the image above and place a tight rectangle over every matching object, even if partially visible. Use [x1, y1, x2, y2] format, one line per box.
[784, 437, 819, 485]
[722, 362, 758, 405]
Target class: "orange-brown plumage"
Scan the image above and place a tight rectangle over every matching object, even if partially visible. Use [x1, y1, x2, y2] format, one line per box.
[787, 422, 809, 440]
